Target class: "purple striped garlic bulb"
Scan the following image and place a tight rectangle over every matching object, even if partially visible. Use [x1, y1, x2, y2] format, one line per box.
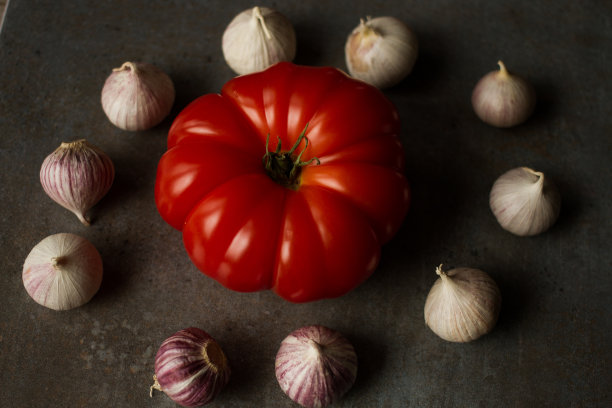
[23, 233, 103, 310]
[151, 327, 230, 407]
[275, 325, 358, 408]
[40, 139, 114, 225]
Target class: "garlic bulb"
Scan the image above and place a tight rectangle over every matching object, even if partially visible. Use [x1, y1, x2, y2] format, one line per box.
[490, 167, 561, 236]
[471, 61, 536, 127]
[22, 233, 103, 311]
[222, 6, 296, 75]
[151, 327, 230, 407]
[275, 325, 357, 408]
[101, 61, 175, 131]
[424, 265, 501, 343]
[40, 139, 115, 226]
[345, 16, 418, 89]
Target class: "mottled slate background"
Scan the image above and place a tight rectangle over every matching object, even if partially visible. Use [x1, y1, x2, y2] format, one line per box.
[0, 0, 610, 407]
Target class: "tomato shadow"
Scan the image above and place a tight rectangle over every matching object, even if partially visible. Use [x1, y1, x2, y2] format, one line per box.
[388, 46, 466, 248]
[372, 37, 517, 288]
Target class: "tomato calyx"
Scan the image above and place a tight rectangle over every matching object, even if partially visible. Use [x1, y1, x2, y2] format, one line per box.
[262, 124, 320, 190]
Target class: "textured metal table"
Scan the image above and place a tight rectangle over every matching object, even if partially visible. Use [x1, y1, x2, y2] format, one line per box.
[1, 0, 610, 407]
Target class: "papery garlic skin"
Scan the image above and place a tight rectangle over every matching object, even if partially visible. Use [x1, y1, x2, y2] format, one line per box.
[101, 61, 175, 131]
[23, 233, 103, 311]
[345, 16, 418, 89]
[275, 325, 357, 408]
[472, 61, 536, 128]
[490, 167, 561, 236]
[222, 6, 296, 75]
[151, 327, 230, 407]
[424, 265, 501, 343]
[40, 139, 115, 225]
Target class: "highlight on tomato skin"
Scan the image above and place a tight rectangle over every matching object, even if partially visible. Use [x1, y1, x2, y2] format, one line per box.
[154, 62, 410, 302]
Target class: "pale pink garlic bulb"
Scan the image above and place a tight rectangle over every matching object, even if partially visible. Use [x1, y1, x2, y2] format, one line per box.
[471, 61, 536, 127]
[23, 233, 103, 310]
[275, 325, 357, 408]
[101, 61, 175, 131]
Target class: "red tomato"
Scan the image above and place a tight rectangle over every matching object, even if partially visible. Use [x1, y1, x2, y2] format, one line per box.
[155, 62, 410, 302]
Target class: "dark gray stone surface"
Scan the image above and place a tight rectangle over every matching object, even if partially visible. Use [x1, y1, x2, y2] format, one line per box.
[1, 0, 610, 406]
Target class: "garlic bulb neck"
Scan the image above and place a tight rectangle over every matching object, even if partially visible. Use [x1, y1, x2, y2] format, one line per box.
[497, 60, 509, 77]
[435, 264, 450, 282]
[202, 340, 226, 374]
[360, 17, 380, 37]
[308, 339, 324, 354]
[520, 167, 545, 195]
[113, 61, 137, 73]
[60, 139, 85, 150]
[523, 166, 543, 180]
[528, 168, 545, 192]
[252, 6, 272, 39]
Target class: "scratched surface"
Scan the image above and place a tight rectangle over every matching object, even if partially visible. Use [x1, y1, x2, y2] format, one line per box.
[0, 0, 610, 407]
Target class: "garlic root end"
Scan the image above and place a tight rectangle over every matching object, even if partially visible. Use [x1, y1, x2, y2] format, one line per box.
[51, 256, 66, 269]
[150, 375, 162, 397]
[75, 211, 91, 226]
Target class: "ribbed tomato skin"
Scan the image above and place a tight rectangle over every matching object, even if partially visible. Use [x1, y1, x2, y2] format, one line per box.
[155, 62, 410, 302]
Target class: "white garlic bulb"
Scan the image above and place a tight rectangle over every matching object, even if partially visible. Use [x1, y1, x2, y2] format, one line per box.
[424, 265, 501, 343]
[40, 139, 115, 226]
[471, 61, 536, 128]
[101, 61, 175, 131]
[23, 233, 103, 311]
[345, 16, 418, 89]
[222, 6, 296, 75]
[490, 167, 561, 236]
